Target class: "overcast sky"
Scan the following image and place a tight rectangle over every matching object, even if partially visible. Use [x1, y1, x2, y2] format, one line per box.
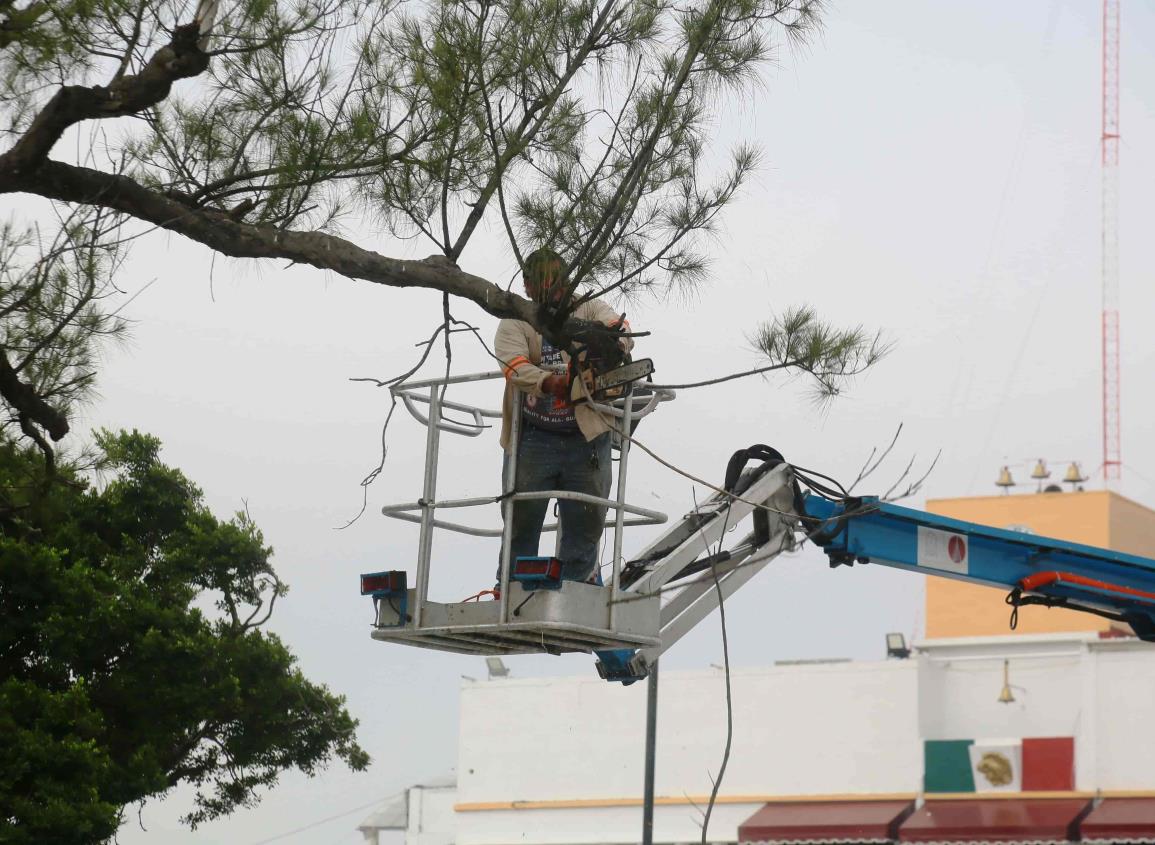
[44, 0, 1155, 842]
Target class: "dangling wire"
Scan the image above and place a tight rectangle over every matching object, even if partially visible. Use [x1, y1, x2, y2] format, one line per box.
[1006, 588, 1021, 631]
[687, 489, 735, 845]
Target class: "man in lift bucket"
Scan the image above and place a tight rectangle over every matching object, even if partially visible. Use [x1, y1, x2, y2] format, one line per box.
[493, 248, 633, 591]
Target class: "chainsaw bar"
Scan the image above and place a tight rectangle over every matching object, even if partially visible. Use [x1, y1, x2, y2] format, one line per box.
[592, 358, 654, 399]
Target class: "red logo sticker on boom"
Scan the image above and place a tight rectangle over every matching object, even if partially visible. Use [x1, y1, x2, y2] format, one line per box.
[917, 527, 969, 575]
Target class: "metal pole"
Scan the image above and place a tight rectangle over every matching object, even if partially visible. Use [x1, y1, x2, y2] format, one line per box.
[642, 659, 659, 845]
[609, 389, 635, 630]
[497, 389, 522, 624]
[412, 382, 444, 628]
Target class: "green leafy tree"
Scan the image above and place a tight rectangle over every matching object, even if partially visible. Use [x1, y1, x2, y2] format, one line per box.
[0, 0, 884, 457]
[0, 429, 369, 844]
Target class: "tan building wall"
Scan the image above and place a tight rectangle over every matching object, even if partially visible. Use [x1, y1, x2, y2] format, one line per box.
[924, 491, 1155, 638]
[1111, 495, 1155, 557]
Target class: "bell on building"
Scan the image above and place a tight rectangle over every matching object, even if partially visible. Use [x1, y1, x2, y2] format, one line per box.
[1030, 459, 1050, 481]
[1063, 462, 1088, 486]
[997, 659, 1016, 704]
[996, 466, 1015, 491]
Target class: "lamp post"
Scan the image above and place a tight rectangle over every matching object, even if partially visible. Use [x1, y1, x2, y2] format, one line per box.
[642, 661, 659, 845]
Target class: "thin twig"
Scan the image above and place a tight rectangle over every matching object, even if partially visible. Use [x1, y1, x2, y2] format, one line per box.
[848, 423, 902, 494]
[701, 531, 733, 844]
[884, 451, 941, 503]
[649, 359, 803, 391]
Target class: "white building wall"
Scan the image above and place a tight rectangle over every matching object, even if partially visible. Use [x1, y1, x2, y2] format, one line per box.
[459, 661, 920, 804]
[916, 634, 1155, 792]
[408, 785, 457, 845]
[917, 637, 1086, 741]
[1094, 641, 1155, 789]
[456, 660, 920, 844]
[375, 635, 1155, 845]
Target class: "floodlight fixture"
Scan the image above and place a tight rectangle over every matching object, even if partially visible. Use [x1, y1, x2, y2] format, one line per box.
[885, 632, 911, 659]
[486, 657, 510, 679]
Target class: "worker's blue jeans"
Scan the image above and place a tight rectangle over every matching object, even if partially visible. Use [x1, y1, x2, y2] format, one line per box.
[499, 427, 612, 584]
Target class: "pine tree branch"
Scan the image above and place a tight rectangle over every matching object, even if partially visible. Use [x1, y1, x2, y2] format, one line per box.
[0, 21, 211, 174]
[3, 159, 547, 327]
[0, 0, 47, 50]
[17, 412, 55, 474]
[0, 344, 69, 440]
[446, 0, 622, 260]
[566, 1, 722, 292]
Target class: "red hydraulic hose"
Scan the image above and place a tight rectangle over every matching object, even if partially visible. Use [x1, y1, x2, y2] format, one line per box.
[1020, 571, 1155, 604]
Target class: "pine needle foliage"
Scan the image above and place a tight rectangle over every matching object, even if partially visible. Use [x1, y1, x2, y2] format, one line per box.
[0, 206, 128, 466]
[0, 0, 853, 452]
[750, 305, 890, 404]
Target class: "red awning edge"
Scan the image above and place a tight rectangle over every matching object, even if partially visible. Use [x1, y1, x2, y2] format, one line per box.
[898, 799, 1092, 843]
[739, 800, 917, 845]
[1081, 798, 1155, 844]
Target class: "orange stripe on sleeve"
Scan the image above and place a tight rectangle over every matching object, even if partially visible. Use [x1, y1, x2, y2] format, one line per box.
[502, 355, 530, 378]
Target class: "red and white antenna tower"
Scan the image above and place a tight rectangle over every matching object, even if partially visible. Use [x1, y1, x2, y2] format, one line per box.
[1101, 0, 1122, 482]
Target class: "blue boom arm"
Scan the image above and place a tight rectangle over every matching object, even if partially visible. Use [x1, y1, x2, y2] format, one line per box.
[803, 494, 1155, 642]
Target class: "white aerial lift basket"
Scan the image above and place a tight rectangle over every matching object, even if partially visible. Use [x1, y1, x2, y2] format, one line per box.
[369, 579, 662, 656]
[363, 371, 1155, 672]
[368, 370, 675, 656]
[365, 369, 1155, 677]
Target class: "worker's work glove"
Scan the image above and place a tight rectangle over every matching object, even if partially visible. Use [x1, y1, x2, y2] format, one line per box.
[541, 373, 570, 401]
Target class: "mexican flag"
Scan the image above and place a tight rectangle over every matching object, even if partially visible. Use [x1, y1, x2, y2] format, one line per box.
[924, 737, 1074, 793]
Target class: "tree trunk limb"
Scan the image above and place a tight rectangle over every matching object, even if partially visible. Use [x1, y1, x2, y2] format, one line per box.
[0, 345, 69, 440]
[0, 22, 209, 173]
[3, 159, 542, 327]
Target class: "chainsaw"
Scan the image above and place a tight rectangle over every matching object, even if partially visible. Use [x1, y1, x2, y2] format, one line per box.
[565, 316, 654, 403]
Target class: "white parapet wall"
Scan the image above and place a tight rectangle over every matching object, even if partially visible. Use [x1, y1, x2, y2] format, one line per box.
[455, 659, 921, 845]
[917, 632, 1155, 791]
[1090, 639, 1155, 789]
[360, 776, 458, 845]
[362, 633, 1155, 845]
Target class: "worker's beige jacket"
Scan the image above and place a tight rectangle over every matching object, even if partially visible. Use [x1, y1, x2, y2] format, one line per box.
[495, 299, 633, 451]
